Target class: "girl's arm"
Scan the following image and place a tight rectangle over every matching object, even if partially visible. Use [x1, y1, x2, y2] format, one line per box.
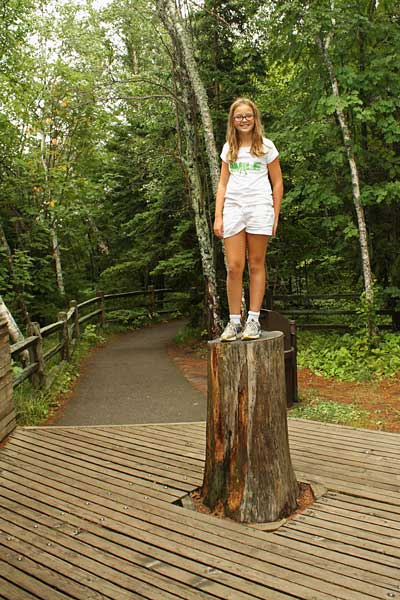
[268, 158, 284, 236]
[214, 161, 230, 238]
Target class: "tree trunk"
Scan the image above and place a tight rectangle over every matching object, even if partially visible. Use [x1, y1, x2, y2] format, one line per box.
[51, 224, 65, 296]
[201, 332, 299, 523]
[0, 296, 24, 344]
[0, 283, 30, 368]
[181, 82, 223, 336]
[316, 35, 375, 318]
[156, 1, 223, 335]
[41, 130, 66, 296]
[163, 0, 220, 196]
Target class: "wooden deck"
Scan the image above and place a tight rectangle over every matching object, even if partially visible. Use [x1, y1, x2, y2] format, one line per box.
[0, 419, 399, 600]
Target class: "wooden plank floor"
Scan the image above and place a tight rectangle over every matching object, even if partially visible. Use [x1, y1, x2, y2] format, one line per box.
[0, 419, 399, 600]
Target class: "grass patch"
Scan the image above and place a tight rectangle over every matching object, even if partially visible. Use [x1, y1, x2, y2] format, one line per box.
[173, 324, 208, 358]
[297, 330, 400, 381]
[289, 395, 370, 427]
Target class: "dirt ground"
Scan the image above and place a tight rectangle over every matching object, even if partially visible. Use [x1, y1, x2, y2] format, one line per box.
[168, 342, 400, 433]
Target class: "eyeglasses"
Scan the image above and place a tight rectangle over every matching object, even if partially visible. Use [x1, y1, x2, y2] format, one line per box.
[234, 114, 254, 121]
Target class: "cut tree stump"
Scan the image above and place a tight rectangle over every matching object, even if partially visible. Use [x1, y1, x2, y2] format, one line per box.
[201, 331, 299, 523]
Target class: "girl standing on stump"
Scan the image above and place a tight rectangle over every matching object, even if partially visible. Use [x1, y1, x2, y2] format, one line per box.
[214, 98, 283, 341]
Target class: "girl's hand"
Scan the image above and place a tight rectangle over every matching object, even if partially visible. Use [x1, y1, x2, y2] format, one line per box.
[214, 216, 224, 238]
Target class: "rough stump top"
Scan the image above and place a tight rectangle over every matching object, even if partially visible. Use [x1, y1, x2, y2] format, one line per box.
[209, 330, 283, 347]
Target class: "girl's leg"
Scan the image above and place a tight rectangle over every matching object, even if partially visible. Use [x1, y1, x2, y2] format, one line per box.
[246, 233, 269, 312]
[224, 230, 246, 314]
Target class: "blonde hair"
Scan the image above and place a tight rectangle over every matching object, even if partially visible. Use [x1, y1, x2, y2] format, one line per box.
[226, 97, 265, 162]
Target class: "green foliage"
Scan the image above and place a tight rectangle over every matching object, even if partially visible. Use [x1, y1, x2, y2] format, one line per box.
[80, 324, 106, 345]
[173, 324, 208, 346]
[297, 330, 400, 381]
[106, 309, 160, 327]
[256, 0, 400, 296]
[289, 396, 370, 427]
[1, 0, 400, 332]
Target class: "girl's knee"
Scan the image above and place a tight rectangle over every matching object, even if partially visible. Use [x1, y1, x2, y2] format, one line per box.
[248, 258, 265, 274]
[227, 261, 245, 278]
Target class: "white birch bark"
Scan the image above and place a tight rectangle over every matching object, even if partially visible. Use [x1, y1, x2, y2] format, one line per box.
[41, 131, 66, 296]
[0, 296, 24, 343]
[316, 35, 375, 308]
[50, 226, 65, 295]
[182, 99, 223, 335]
[161, 0, 220, 196]
[156, 0, 222, 334]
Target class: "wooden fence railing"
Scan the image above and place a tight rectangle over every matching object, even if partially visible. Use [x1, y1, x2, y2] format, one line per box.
[10, 287, 191, 391]
[0, 316, 16, 442]
[264, 292, 400, 331]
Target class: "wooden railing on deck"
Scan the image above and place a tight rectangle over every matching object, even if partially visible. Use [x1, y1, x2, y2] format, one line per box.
[0, 316, 16, 441]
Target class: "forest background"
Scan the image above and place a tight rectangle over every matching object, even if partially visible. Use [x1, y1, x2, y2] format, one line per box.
[1, 0, 399, 339]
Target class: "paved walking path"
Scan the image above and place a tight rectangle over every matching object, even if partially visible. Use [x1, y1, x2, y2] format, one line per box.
[52, 320, 206, 426]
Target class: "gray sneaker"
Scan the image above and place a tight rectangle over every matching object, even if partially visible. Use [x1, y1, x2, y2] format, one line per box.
[242, 319, 261, 340]
[220, 320, 242, 342]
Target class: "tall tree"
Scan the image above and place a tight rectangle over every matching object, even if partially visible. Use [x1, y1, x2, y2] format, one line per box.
[313, 9, 375, 328]
[155, 0, 222, 333]
[260, 0, 400, 308]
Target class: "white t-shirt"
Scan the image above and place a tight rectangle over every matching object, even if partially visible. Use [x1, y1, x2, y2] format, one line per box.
[220, 137, 279, 205]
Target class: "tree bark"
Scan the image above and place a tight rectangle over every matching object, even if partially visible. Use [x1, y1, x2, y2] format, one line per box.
[162, 0, 220, 196]
[316, 35, 375, 314]
[156, 0, 223, 335]
[181, 88, 223, 336]
[51, 225, 65, 296]
[40, 130, 66, 296]
[201, 332, 299, 523]
[0, 295, 24, 344]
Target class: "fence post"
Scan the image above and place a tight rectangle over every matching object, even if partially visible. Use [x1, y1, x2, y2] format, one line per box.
[0, 317, 16, 442]
[58, 311, 70, 361]
[289, 319, 298, 403]
[26, 322, 46, 388]
[190, 286, 197, 304]
[265, 288, 273, 310]
[69, 300, 80, 340]
[148, 285, 155, 317]
[96, 291, 106, 327]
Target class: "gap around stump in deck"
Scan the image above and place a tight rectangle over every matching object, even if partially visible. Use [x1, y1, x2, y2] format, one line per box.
[173, 479, 322, 531]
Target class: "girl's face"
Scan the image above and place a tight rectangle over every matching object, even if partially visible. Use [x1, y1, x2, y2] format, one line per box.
[232, 103, 255, 135]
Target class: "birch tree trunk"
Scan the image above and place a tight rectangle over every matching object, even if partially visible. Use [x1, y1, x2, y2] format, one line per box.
[0, 296, 24, 344]
[156, 0, 250, 332]
[182, 92, 223, 336]
[162, 0, 220, 196]
[316, 35, 375, 317]
[50, 225, 65, 296]
[156, 2, 222, 335]
[41, 131, 66, 296]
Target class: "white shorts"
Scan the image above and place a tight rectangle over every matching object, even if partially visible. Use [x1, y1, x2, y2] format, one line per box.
[223, 202, 275, 238]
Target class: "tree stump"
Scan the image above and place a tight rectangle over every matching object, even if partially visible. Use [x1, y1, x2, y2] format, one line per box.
[201, 331, 299, 523]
